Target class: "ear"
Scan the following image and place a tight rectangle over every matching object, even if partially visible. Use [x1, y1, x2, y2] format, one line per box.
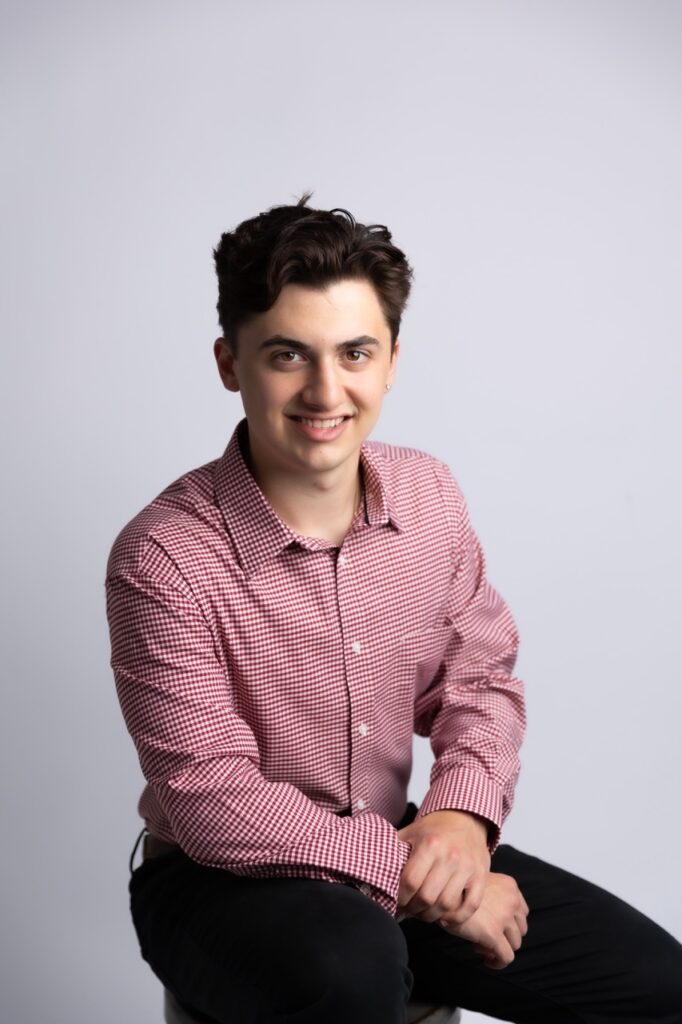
[213, 338, 240, 392]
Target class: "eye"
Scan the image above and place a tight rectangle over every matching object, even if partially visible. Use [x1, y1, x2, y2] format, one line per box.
[346, 349, 369, 363]
[273, 350, 303, 364]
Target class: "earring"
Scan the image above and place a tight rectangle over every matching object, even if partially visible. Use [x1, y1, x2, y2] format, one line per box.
[385, 383, 392, 392]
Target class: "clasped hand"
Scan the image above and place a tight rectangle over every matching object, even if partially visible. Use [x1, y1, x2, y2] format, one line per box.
[397, 810, 529, 969]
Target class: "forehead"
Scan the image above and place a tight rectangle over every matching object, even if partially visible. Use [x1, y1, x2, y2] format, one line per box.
[244, 279, 391, 345]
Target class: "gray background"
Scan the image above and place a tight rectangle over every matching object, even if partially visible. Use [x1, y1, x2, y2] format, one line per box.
[2, 2, 680, 1022]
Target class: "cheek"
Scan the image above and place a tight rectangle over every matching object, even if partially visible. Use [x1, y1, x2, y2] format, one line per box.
[243, 372, 292, 410]
[356, 378, 389, 409]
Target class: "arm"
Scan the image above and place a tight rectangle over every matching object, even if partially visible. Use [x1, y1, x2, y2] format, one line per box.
[414, 461, 527, 851]
[397, 462, 526, 922]
[105, 560, 411, 917]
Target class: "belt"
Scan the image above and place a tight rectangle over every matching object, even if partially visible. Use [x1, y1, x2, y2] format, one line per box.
[143, 833, 182, 860]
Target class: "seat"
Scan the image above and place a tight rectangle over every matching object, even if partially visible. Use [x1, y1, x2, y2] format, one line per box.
[163, 987, 461, 1023]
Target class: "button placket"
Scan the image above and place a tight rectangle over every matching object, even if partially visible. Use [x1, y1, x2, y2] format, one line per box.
[335, 538, 373, 821]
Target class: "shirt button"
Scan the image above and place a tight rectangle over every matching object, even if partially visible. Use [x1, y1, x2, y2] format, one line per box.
[356, 798, 366, 810]
[359, 883, 371, 896]
[358, 723, 368, 736]
[351, 641, 362, 654]
[338, 554, 348, 567]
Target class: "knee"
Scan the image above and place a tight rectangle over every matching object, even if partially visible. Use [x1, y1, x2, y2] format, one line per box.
[282, 883, 412, 1018]
[631, 925, 682, 1021]
[649, 932, 682, 1021]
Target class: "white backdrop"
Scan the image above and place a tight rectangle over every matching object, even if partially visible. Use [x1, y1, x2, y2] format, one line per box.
[1, 2, 680, 1022]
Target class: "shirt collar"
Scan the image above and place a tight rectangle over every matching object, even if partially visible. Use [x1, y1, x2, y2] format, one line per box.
[214, 417, 402, 578]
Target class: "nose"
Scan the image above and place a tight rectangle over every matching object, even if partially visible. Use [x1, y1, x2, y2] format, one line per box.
[300, 357, 345, 411]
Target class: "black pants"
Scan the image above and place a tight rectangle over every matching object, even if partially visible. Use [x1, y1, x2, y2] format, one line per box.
[128, 803, 682, 1023]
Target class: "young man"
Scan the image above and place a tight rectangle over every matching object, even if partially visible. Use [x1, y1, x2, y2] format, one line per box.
[106, 194, 682, 1023]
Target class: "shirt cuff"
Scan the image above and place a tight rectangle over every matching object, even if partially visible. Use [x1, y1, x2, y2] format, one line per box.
[417, 768, 504, 853]
[354, 836, 412, 918]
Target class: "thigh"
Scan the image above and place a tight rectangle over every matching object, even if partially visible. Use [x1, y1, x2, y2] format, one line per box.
[401, 844, 682, 1024]
[129, 850, 412, 1024]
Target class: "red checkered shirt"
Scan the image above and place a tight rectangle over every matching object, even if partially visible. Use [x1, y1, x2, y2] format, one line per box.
[105, 417, 526, 917]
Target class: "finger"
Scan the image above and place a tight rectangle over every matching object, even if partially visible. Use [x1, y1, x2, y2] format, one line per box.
[428, 866, 474, 921]
[450, 874, 486, 924]
[401, 881, 442, 918]
[503, 920, 523, 952]
[473, 944, 500, 965]
[403, 863, 467, 920]
[473, 944, 506, 971]
[516, 908, 529, 937]
[440, 871, 486, 925]
[463, 919, 515, 970]
[400, 855, 459, 913]
[486, 932, 516, 969]
[397, 850, 432, 909]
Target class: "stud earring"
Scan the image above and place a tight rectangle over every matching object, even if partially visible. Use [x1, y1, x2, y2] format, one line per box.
[385, 383, 392, 392]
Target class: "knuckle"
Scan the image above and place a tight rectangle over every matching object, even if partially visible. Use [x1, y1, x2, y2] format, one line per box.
[467, 890, 483, 912]
[455, 906, 473, 925]
[419, 888, 436, 908]
[398, 890, 414, 909]
[435, 894, 456, 916]
[418, 887, 439, 910]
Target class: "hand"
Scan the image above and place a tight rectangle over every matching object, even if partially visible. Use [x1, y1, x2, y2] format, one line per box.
[440, 872, 530, 970]
[397, 809, 491, 925]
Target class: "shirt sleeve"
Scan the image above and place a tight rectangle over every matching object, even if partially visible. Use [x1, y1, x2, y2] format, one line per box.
[413, 462, 527, 853]
[105, 546, 411, 917]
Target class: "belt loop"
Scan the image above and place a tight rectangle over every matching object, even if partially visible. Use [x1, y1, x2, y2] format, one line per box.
[129, 826, 148, 875]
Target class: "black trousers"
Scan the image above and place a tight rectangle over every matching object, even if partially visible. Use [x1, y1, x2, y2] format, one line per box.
[128, 803, 682, 1023]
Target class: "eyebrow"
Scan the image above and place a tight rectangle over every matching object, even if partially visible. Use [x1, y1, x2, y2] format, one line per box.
[258, 334, 381, 353]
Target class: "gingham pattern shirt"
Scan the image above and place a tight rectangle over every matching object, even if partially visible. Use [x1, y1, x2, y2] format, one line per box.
[105, 417, 526, 917]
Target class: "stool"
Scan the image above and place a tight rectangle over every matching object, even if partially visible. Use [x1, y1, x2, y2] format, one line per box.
[164, 987, 461, 1023]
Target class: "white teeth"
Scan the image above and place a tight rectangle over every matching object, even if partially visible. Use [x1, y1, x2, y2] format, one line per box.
[299, 417, 345, 429]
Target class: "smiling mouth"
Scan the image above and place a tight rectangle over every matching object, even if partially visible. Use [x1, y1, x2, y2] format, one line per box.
[288, 415, 351, 429]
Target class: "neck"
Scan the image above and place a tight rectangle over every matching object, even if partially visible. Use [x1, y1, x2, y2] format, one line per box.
[244, 443, 363, 545]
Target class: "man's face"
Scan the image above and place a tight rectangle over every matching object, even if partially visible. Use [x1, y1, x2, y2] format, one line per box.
[214, 278, 399, 483]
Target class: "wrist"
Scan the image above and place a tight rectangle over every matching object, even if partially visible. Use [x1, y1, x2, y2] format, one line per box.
[426, 808, 490, 844]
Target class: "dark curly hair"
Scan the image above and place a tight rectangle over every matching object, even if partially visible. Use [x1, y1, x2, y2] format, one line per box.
[213, 191, 414, 354]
